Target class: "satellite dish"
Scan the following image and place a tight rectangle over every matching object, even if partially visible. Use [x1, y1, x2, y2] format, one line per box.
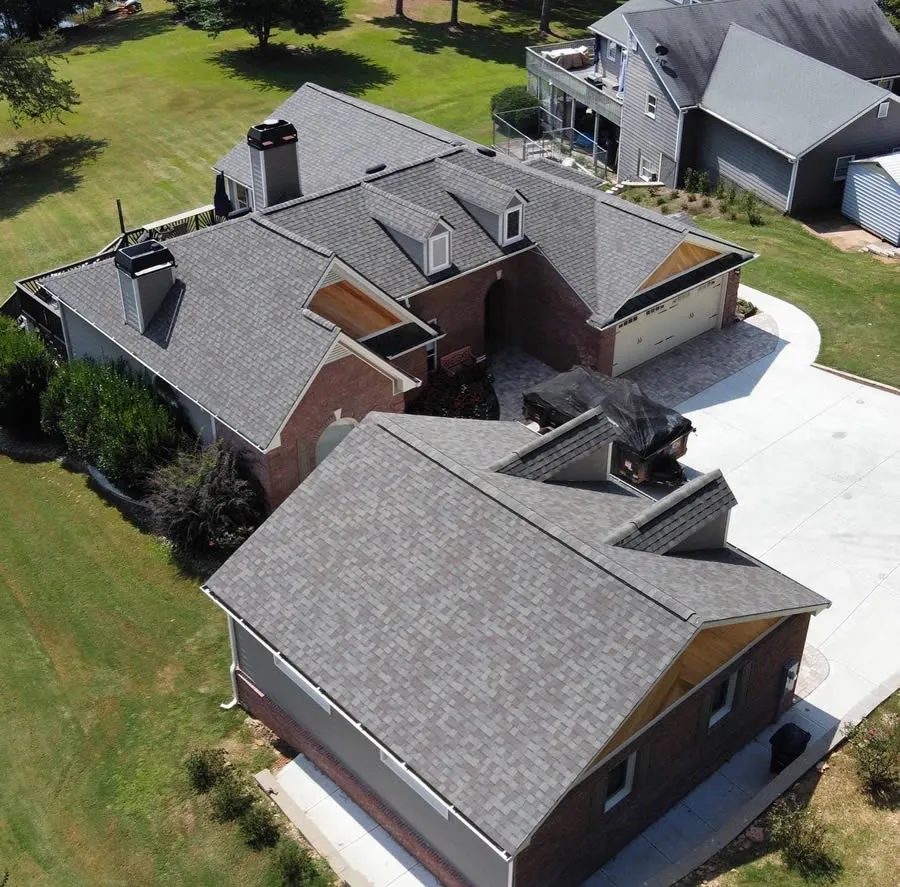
[655, 44, 669, 57]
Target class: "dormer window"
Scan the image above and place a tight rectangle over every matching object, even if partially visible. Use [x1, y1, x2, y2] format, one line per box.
[502, 205, 524, 245]
[428, 230, 451, 274]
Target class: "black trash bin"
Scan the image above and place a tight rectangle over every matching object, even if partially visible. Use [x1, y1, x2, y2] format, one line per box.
[769, 722, 812, 774]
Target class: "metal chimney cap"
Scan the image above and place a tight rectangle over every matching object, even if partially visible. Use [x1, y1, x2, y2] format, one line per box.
[247, 118, 299, 149]
[114, 239, 176, 277]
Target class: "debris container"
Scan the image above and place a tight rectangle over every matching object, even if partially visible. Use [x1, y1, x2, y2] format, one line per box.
[769, 723, 811, 774]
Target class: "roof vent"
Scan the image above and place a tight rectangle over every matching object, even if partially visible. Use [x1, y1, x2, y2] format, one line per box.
[114, 240, 176, 334]
[477, 147, 497, 158]
[247, 118, 301, 208]
[365, 162, 387, 175]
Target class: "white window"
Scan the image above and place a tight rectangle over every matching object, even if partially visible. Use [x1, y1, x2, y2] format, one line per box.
[425, 319, 439, 372]
[638, 151, 659, 182]
[607, 41, 617, 62]
[708, 671, 738, 727]
[603, 751, 637, 811]
[273, 653, 332, 713]
[234, 181, 251, 209]
[428, 230, 451, 274]
[833, 154, 855, 181]
[878, 101, 890, 119]
[380, 750, 450, 818]
[502, 205, 524, 245]
[646, 94, 657, 118]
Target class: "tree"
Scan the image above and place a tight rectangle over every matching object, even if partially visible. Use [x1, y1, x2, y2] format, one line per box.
[394, 0, 403, 17]
[0, 2, 79, 40]
[180, 0, 344, 51]
[449, 0, 459, 27]
[539, 0, 553, 33]
[0, 34, 78, 125]
[0, 316, 55, 437]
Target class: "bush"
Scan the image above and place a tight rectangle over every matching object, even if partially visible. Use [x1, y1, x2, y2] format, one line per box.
[0, 316, 55, 437]
[726, 181, 738, 205]
[769, 800, 841, 880]
[490, 85, 539, 138]
[687, 192, 697, 203]
[240, 802, 281, 850]
[655, 195, 668, 206]
[274, 840, 329, 887]
[185, 748, 228, 794]
[702, 197, 712, 209]
[715, 179, 726, 200]
[697, 170, 711, 195]
[146, 441, 265, 552]
[718, 200, 729, 213]
[844, 714, 900, 806]
[660, 203, 670, 214]
[671, 189, 680, 198]
[41, 360, 180, 495]
[409, 362, 499, 421]
[209, 772, 255, 822]
[682, 168, 698, 193]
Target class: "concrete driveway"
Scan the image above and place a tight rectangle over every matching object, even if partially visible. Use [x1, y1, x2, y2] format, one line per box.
[679, 285, 900, 719]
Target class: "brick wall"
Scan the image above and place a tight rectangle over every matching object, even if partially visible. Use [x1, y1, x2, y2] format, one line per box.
[723, 268, 741, 326]
[237, 673, 474, 887]
[514, 614, 811, 887]
[262, 354, 405, 509]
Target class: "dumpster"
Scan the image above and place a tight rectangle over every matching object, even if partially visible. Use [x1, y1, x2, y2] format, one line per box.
[769, 723, 812, 774]
[523, 367, 694, 485]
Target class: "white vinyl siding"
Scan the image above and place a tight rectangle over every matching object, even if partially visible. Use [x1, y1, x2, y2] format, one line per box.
[841, 161, 900, 247]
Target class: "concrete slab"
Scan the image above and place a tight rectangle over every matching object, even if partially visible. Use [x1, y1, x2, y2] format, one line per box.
[602, 835, 670, 886]
[642, 803, 711, 861]
[681, 770, 751, 830]
[716, 740, 773, 797]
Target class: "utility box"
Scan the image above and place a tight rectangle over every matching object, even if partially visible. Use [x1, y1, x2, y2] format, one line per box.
[769, 722, 811, 774]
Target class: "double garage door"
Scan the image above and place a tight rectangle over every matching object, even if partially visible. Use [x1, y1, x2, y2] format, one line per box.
[612, 274, 726, 376]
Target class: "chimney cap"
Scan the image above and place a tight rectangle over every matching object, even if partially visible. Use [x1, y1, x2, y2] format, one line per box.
[114, 239, 175, 277]
[248, 118, 299, 150]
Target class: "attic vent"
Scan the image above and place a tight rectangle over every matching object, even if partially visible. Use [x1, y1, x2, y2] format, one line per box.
[114, 240, 176, 334]
[365, 162, 387, 174]
[477, 147, 496, 157]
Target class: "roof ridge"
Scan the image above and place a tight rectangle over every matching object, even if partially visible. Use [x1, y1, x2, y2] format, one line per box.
[435, 157, 524, 199]
[301, 307, 339, 334]
[251, 215, 334, 257]
[373, 418, 699, 623]
[360, 181, 442, 222]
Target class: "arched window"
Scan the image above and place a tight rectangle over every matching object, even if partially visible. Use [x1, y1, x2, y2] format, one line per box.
[314, 418, 358, 466]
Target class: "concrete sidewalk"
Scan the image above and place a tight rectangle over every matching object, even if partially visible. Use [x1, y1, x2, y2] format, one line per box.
[587, 287, 900, 886]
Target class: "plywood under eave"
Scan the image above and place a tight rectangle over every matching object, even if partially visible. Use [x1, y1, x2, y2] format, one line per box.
[590, 616, 781, 765]
[638, 241, 721, 292]
[310, 281, 401, 339]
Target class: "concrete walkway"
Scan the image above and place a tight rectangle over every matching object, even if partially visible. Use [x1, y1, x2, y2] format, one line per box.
[588, 286, 900, 886]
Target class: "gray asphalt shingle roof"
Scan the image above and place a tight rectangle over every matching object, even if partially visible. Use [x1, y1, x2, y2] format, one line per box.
[215, 83, 468, 192]
[625, 0, 900, 108]
[436, 158, 524, 216]
[362, 183, 447, 242]
[702, 26, 895, 158]
[43, 216, 337, 449]
[207, 415, 828, 852]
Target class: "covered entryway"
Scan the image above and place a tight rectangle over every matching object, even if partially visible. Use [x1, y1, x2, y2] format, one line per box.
[612, 275, 726, 375]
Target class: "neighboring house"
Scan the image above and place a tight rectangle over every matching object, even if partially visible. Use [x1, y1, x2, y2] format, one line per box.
[841, 152, 900, 246]
[204, 410, 830, 887]
[16, 85, 754, 507]
[527, 0, 900, 212]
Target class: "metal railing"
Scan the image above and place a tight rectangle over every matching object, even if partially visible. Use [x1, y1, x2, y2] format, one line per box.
[493, 107, 609, 178]
[526, 41, 623, 127]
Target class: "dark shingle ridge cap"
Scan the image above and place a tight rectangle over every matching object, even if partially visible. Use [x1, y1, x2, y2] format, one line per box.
[488, 406, 610, 471]
[435, 157, 527, 211]
[372, 417, 699, 624]
[605, 469, 734, 545]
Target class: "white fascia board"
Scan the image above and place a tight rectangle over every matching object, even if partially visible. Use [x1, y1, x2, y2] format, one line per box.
[338, 333, 421, 393]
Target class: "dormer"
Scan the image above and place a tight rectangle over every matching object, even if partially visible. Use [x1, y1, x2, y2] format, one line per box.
[362, 183, 455, 276]
[436, 158, 528, 247]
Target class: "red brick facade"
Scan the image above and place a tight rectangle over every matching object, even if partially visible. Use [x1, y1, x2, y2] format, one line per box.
[513, 614, 811, 887]
[723, 268, 742, 326]
[237, 672, 475, 887]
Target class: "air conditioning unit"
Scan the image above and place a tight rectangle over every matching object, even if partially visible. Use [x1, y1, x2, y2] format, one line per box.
[16, 314, 36, 333]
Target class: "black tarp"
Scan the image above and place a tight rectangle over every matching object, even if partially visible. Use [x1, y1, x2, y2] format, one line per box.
[213, 172, 234, 218]
[523, 366, 693, 458]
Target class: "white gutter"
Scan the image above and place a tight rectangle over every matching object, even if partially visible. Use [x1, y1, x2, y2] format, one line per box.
[785, 158, 800, 214]
[200, 585, 513, 863]
[673, 107, 685, 186]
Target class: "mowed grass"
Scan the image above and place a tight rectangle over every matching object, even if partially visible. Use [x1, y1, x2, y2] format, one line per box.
[679, 692, 900, 887]
[0, 455, 278, 885]
[0, 0, 554, 291]
[696, 211, 900, 388]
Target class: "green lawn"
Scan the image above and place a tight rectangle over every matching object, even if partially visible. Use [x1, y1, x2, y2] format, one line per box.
[0, 455, 279, 885]
[0, 0, 571, 292]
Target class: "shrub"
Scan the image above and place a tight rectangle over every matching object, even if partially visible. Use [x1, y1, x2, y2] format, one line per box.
[274, 840, 329, 887]
[631, 191, 643, 204]
[408, 362, 499, 421]
[660, 203, 671, 214]
[844, 714, 900, 806]
[697, 170, 711, 195]
[0, 316, 55, 437]
[682, 168, 698, 193]
[671, 189, 680, 198]
[240, 802, 281, 850]
[490, 86, 540, 138]
[687, 192, 697, 203]
[729, 211, 739, 221]
[726, 181, 738, 205]
[769, 800, 841, 880]
[146, 441, 265, 552]
[718, 200, 729, 213]
[741, 191, 765, 226]
[715, 179, 726, 199]
[41, 360, 179, 495]
[209, 772, 255, 822]
[655, 195, 667, 206]
[185, 748, 228, 794]
[702, 197, 712, 209]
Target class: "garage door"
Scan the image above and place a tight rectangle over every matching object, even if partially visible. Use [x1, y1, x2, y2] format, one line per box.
[612, 275, 726, 376]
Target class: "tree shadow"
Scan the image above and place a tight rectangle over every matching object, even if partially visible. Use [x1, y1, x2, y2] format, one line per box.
[0, 135, 109, 219]
[370, 17, 529, 66]
[472, 0, 617, 37]
[210, 43, 395, 95]
[63, 10, 177, 55]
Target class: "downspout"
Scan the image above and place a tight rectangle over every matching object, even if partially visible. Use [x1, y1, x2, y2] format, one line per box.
[673, 108, 685, 187]
[219, 615, 240, 710]
[786, 156, 800, 214]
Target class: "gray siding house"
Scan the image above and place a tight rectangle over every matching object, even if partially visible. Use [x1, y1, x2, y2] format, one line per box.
[205, 411, 829, 887]
[842, 153, 900, 246]
[526, 0, 900, 213]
